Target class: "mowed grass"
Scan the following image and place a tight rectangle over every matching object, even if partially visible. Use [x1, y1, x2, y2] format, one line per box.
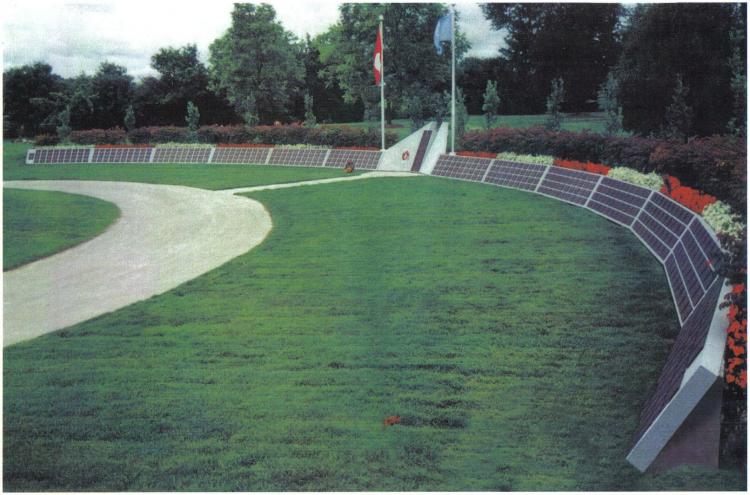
[3, 177, 745, 491]
[3, 188, 120, 271]
[3, 141, 359, 190]
[330, 112, 613, 137]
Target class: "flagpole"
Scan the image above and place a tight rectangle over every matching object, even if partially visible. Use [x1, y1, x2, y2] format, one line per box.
[450, 5, 456, 155]
[379, 14, 386, 151]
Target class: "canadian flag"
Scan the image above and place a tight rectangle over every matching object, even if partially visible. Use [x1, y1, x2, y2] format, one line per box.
[373, 27, 383, 86]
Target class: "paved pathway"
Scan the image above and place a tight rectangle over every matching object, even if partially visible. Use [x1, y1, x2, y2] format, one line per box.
[3, 180, 271, 347]
[3, 172, 417, 346]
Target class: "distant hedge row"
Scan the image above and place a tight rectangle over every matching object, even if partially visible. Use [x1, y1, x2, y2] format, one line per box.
[36, 125, 398, 149]
[460, 127, 746, 216]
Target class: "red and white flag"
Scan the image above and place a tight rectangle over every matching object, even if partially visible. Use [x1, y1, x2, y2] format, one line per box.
[373, 27, 383, 85]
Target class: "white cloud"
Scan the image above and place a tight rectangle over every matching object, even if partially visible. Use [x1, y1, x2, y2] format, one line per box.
[456, 3, 506, 59]
[2, 1, 505, 79]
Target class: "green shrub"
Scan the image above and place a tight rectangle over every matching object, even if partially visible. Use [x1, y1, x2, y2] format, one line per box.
[34, 134, 60, 146]
[496, 152, 554, 165]
[607, 167, 663, 190]
[69, 128, 126, 145]
[702, 201, 745, 238]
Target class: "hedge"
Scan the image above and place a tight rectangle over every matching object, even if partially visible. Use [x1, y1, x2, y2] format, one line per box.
[68, 128, 127, 145]
[460, 127, 746, 216]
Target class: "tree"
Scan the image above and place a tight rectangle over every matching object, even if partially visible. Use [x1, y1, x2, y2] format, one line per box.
[186, 101, 200, 141]
[89, 62, 134, 129]
[124, 105, 136, 132]
[597, 72, 623, 135]
[663, 75, 693, 141]
[482, 80, 500, 129]
[454, 87, 469, 148]
[728, 12, 747, 136]
[322, 3, 469, 123]
[481, 4, 622, 113]
[303, 93, 316, 127]
[135, 44, 239, 126]
[614, 3, 739, 136]
[3, 62, 63, 137]
[209, 3, 303, 124]
[56, 107, 71, 142]
[545, 78, 565, 130]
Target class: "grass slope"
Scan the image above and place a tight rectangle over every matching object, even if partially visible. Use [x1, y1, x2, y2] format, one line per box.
[3, 142, 358, 190]
[3, 188, 120, 271]
[3, 177, 744, 491]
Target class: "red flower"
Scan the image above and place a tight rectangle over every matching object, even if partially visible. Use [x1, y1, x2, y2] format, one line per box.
[456, 151, 497, 159]
[553, 158, 611, 175]
[733, 284, 745, 294]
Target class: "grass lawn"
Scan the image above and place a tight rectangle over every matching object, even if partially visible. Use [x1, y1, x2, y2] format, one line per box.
[4, 176, 744, 491]
[3, 142, 359, 190]
[328, 112, 616, 138]
[3, 188, 120, 271]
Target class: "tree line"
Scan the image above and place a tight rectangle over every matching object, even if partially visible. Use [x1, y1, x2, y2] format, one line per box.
[3, 2, 746, 140]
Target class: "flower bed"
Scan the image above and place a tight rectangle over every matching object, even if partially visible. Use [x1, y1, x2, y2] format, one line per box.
[725, 284, 747, 389]
[217, 143, 274, 148]
[95, 144, 152, 148]
[335, 146, 380, 151]
[496, 152, 554, 165]
[456, 151, 497, 159]
[606, 167, 663, 190]
[703, 202, 746, 238]
[553, 158, 611, 175]
[660, 176, 717, 214]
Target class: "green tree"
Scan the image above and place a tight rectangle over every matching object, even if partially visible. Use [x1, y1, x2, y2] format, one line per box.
[3, 62, 63, 137]
[124, 105, 136, 132]
[481, 80, 500, 129]
[90, 62, 134, 129]
[56, 106, 71, 142]
[597, 72, 623, 135]
[303, 93, 316, 127]
[728, 17, 746, 136]
[322, 4, 469, 123]
[545, 78, 565, 130]
[209, 3, 303, 124]
[663, 75, 693, 141]
[614, 3, 739, 136]
[136, 44, 238, 126]
[481, 4, 622, 113]
[453, 87, 469, 149]
[186, 101, 200, 141]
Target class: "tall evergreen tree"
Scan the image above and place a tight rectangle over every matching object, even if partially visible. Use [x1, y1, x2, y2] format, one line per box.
[663, 75, 693, 141]
[545, 78, 565, 130]
[482, 80, 500, 129]
[597, 72, 623, 135]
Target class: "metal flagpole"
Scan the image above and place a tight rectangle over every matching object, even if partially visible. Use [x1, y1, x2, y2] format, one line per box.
[380, 14, 386, 151]
[450, 5, 456, 155]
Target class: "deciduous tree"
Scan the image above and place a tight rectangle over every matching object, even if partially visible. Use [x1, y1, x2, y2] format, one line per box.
[209, 3, 303, 124]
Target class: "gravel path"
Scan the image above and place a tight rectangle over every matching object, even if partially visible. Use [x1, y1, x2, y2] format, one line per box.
[3, 172, 417, 346]
[3, 180, 271, 347]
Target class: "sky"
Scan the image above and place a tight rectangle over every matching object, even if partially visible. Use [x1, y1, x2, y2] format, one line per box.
[2, 1, 506, 80]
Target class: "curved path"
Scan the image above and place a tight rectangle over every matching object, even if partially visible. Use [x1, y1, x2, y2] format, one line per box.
[3, 180, 272, 347]
[3, 172, 415, 346]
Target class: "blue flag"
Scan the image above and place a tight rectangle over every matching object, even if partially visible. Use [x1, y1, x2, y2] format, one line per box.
[434, 13, 452, 55]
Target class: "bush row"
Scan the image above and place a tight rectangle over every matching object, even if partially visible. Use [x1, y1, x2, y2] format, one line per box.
[38, 125, 399, 149]
[460, 127, 746, 216]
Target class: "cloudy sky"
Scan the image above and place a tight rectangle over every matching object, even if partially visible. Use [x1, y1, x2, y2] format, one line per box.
[2, 1, 505, 79]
